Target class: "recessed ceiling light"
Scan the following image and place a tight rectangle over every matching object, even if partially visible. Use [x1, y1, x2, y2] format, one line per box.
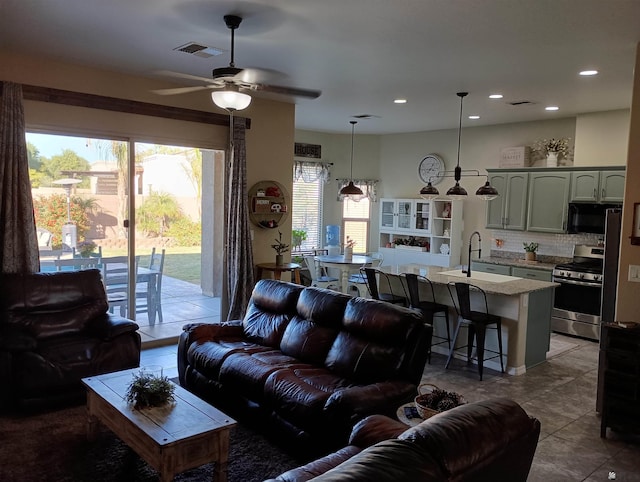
[468, 115, 480, 120]
[579, 70, 598, 76]
[545, 106, 559, 111]
[489, 94, 503, 99]
[394, 99, 407, 104]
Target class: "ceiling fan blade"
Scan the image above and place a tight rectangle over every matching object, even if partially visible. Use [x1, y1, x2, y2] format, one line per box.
[152, 86, 213, 96]
[254, 84, 322, 99]
[154, 70, 218, 85]
[234, 67, 286, 85]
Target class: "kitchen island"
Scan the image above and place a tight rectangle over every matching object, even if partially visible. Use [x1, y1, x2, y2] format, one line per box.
[379, 264, 558, 375]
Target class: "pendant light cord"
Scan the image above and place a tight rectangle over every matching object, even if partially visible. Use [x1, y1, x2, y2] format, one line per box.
[350, 120, 357, 179]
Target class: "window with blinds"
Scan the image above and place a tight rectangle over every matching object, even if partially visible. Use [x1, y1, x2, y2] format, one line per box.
[342, 194, 370, 253]
[291, 176, 323, 251]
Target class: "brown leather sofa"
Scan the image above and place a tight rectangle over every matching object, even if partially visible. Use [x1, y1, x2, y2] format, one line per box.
[267, 398, 541, 482]
[178, 279, 432, 451]
[0, 269, 141, 410]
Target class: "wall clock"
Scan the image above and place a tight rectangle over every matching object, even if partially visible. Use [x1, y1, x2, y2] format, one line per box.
[418, 154, 445, 185]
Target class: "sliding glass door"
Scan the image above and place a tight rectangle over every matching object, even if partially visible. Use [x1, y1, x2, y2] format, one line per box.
[28, 132, 225, 337]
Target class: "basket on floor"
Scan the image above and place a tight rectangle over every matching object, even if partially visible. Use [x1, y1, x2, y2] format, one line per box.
[414, 383, 466, 419]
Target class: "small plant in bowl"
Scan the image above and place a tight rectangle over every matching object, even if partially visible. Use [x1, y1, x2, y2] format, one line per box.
[125, 370, 175, 409]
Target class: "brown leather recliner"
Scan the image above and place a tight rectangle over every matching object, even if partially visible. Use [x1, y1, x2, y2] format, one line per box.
[268, 398, 541, 482]
[0, 269, 141, 410]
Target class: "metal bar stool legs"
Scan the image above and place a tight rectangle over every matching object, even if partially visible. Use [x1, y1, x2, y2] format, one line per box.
[446, 282, 505, 381]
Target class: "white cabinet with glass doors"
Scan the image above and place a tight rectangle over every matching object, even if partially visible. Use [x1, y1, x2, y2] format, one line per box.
[379, 198, 463, 268]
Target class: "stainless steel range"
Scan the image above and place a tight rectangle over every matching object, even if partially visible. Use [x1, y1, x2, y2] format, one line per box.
[551, 203, 622, 341]
[551, 245, 605, 340]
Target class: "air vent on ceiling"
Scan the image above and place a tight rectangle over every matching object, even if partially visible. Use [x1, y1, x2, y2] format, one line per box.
[352, 114, 380, 119]
[174, 42, 224, 58]
[508, 100, 536, 106]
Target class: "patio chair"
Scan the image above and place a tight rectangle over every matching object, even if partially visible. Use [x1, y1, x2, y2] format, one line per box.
[101, 255, 140, 317]
[135, 248, 165, 324]
[53, 257, 101, 272]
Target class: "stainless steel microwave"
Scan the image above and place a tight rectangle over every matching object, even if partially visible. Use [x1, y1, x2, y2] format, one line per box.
[567, 203, 622, 234]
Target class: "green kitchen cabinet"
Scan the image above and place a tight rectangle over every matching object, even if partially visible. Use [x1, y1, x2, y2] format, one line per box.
[511, 266, 552, 281]
[570, 170, 625, 203]
[485, 172, 528, 230]
[471, 261, 512, 275]
[527, 171, 571, 233]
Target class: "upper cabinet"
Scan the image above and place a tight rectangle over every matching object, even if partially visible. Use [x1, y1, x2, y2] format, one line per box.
[570, 170, 625, 203]
[485, 172, 528, 230]
[487, 166, 625, 234]
[527, 172, 571, 233]
[380, 199, 429, 233]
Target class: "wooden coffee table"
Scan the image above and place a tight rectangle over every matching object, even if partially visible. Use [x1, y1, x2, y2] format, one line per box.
[82, 369, 236, 482]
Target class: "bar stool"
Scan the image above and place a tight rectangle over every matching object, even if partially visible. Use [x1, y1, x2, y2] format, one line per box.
[361, 268, 407, 305]
[446, 282, 505, 380]
[404, 273, 451, 363]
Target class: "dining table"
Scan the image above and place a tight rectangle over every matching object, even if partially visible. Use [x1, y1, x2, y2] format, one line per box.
[314, 254, 373, 293]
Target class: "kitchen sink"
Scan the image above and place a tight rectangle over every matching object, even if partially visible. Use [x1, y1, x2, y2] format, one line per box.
[438, 269, 522, 283]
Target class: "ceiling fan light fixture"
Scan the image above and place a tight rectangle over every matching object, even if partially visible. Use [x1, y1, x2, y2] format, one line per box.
[476, 180, 499, 200]
[419, 182, 439, 200]
[211, 88, 251, 112]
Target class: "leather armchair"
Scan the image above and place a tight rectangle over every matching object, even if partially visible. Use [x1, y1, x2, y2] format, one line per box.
[0, 269, 141, 410]
[268, 398, 541, 482]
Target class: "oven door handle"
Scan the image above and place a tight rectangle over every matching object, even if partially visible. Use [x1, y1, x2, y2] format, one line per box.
[553, 278, 601, 287]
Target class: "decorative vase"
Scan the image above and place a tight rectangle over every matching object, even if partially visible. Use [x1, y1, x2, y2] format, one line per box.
[344, 246, 353, 261]
[546, 151, 558, 167]
[525, 251, 536, 261]
[275, 254, 284, 266]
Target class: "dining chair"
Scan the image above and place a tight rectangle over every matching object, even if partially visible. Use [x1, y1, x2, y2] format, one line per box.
[135, 248, 165, 324]
[304, 255, 339, 290]
[347, 252, 384, 297]
[403, 273, 451, 363]
[361, 267, 407, 305]
[446, 282, 505, 381]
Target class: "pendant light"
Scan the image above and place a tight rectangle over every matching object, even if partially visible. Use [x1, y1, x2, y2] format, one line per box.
[445, 92, 470, 199]
[418, 92, 499, 201]
[340, 121, 365, 201]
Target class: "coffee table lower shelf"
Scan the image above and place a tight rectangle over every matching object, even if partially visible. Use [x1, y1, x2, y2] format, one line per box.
[83, 369, 236, 482]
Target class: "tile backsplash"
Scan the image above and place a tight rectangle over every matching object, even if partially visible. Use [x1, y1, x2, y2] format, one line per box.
[490, 229, 602, 259]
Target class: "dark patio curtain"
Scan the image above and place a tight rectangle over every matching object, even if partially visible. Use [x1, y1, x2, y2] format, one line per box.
[0, 82, 39, 274]
[225, 115, 255, 319]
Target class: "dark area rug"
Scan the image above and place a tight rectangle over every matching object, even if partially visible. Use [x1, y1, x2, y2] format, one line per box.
[0, 404, 303, 482]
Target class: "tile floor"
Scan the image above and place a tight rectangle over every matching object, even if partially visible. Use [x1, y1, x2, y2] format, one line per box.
[142, 333, 640, 481]
[134, 275, 222, 348]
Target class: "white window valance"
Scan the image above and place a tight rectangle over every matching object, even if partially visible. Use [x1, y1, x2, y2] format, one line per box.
[293, 160, 332, 183]
[336, 179, 379, 202]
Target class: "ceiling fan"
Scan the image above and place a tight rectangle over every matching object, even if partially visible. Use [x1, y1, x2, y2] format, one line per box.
[153, 15, 321, 110]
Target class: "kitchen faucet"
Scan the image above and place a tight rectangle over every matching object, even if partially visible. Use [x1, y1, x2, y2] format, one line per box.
[465, 231, 482, 277]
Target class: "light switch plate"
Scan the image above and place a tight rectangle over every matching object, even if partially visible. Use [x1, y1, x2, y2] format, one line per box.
[628, 265, 640, 282]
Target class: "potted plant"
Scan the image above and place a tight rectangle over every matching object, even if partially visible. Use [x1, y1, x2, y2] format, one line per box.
[532, 137, 571, 167]
[523, 242, 539, 261]
[271, 231, 290, 265]
[125, 370, 175, 409]
[77, 240, 97, 258]
[344, 236, 356, 260]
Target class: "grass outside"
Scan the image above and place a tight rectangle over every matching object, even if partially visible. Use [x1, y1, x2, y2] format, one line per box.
[101, 246, 201, 285]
